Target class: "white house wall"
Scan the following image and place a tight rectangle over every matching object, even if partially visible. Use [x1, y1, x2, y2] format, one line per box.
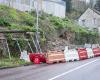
[42, 1, 54, 15]
[53, 2, 65, 18]
[34, 0, 66, 18]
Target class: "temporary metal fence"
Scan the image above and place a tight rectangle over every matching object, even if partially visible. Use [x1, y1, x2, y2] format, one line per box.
[0, 31, 39, 60]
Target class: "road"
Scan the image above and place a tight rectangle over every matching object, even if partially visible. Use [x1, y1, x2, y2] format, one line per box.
[0, 57, 100, 80]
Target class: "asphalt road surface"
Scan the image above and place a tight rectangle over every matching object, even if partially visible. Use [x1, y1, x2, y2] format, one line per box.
[0, 57, 100, 80]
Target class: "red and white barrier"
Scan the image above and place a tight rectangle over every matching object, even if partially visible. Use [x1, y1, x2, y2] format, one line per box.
[64, 47, 79, 62]
[92, 44, 99, 48]
[93, 48, 100, 57]
[86, 48, 94, 58]
[77, 48, 88, 60]
[64, 47, 100, 62]
[20, 50, 30, 62]
[20, 47, 100, 64]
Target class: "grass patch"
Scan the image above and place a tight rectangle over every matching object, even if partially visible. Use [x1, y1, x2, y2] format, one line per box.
[0, 57, 32, 68]
[0, 5, 35, 30]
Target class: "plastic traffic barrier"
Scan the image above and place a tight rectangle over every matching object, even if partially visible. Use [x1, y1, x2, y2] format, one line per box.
[84, 44, 91, 48]
[64, 49, 79, 62]
[20, 50, 30, 62]
[92, 44, 99, 48]
[34, 57, 40, 64]
[93, 48, 100, 57]
[46, 51, 66, 64]
[78, 48, 88, 60]
[86, 48, 94, 58]
[29, 53, 46, 64]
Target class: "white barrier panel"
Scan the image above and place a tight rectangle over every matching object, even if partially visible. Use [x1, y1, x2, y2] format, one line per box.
[92, 44, 99, 48]
[64, 48, 79, 62]
[20, 50, 30, 62]
[84, 44, 91, 48]
[86, 48, 94, 58]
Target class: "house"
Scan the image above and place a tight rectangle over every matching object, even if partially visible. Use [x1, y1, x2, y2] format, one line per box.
[37, 0, 66, 18]
[78, 8, 100, 32]
[0, 0, 66, 18]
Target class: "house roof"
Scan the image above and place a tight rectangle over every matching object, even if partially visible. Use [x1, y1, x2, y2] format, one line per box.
[79, 8, 100, 20]
[92, 8, 100, 15]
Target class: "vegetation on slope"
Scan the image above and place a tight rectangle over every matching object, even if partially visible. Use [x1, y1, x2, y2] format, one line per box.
[0, 5, 35, 31]
[0, 5, 99, 45]
[45, 15, 99, 44]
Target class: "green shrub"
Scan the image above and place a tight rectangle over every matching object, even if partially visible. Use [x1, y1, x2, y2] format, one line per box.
[0, 18, 10, 26]
[18, 12, 35, 26]
[0, 5, 35, 27]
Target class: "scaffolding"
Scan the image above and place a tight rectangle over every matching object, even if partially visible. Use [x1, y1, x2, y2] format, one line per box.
[0, 30, 38, 59]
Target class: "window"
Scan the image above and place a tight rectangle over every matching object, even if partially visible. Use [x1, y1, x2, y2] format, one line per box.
[93, 18, 96, 25]
[82, 19, 86, 26]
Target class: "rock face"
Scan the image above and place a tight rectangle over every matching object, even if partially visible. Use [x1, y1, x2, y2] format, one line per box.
[45, 30, 76, 51]
[46, 38, 68, 51]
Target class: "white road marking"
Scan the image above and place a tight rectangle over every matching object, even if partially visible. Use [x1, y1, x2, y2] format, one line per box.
[48, 59, 99, 80]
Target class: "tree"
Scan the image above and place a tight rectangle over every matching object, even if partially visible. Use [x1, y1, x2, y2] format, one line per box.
[94, 0, 100, 11]
[63, 0, 72, 13]
[71, 0, 88, 12]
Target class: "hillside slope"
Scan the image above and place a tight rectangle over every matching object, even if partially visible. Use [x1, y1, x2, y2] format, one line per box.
[0, 5, 35, 31]
[0, 5, 98, 51]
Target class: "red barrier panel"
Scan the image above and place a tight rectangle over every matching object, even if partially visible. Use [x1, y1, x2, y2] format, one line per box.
[93, 48, 100, 57]
[29, 53, 34, 62]
[78, 48, 88, 60]
[29, 53, 46, 64]
[34, 57, 40, 64]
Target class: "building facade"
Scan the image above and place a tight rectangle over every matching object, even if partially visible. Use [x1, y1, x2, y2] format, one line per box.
[78, 8, 100, 32]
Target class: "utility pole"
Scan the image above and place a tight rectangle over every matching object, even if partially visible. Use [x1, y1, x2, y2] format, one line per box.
[8, 0, 11, 7]
[35, 0, 42, 53]
[36, 0, 39, 32]
[36, 0, 42, 31]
